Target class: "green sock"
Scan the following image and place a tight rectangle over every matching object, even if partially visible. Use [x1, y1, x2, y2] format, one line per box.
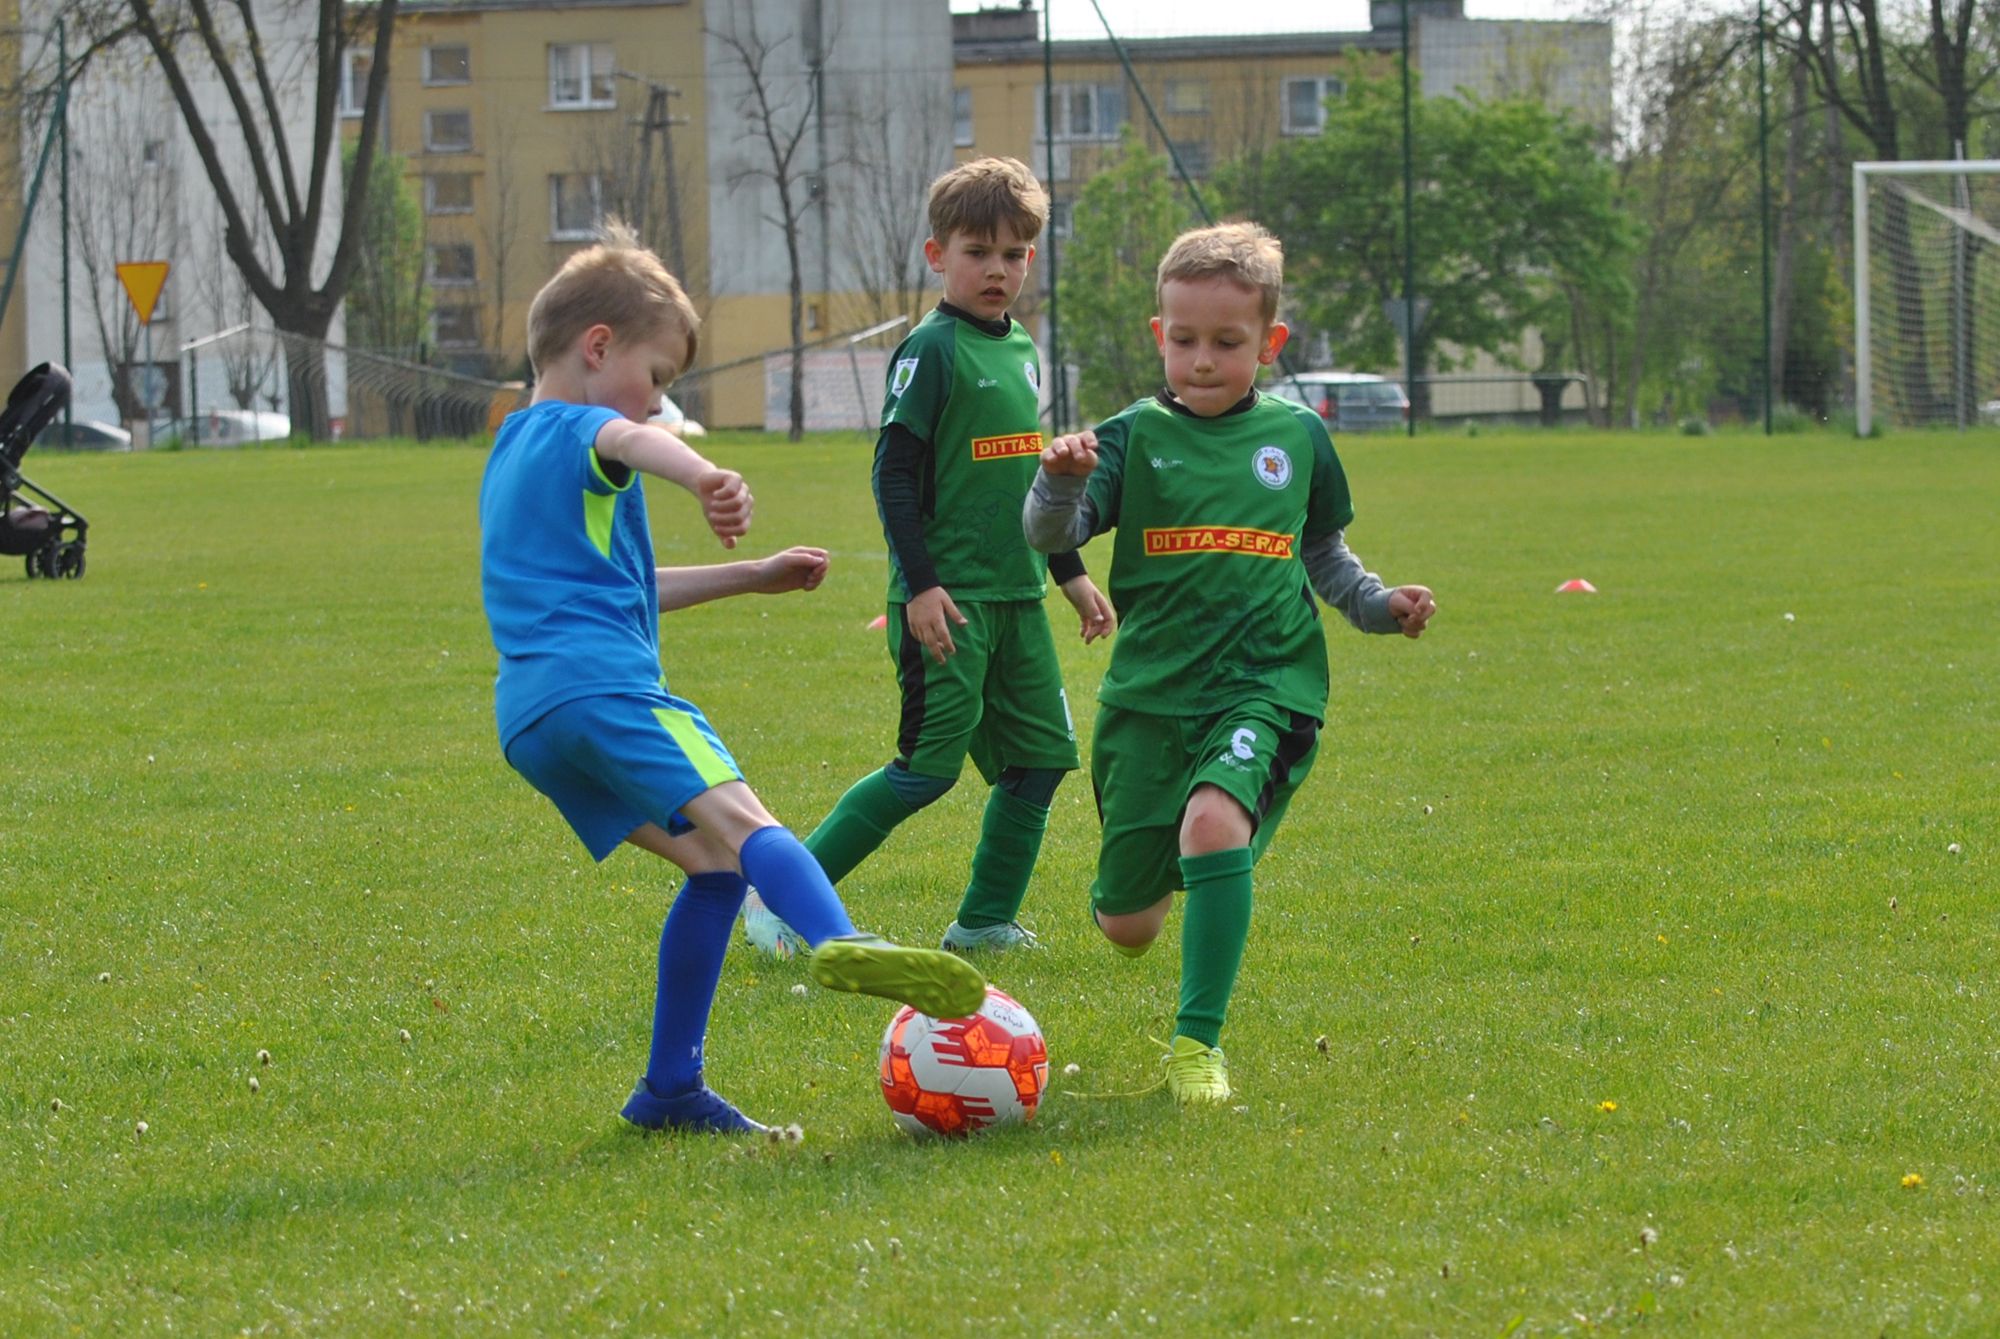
[802, 767, 916, 884]
[1175, 847, 1255, 1049]
[954, 788, 1050, 929]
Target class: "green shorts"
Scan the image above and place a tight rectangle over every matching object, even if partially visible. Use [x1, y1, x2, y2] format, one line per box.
[888, 598, 1080, 783]
[1089, 700, 1321, 916]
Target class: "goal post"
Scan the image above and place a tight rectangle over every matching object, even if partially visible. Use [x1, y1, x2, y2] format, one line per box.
[1853, 159, 2000, 436]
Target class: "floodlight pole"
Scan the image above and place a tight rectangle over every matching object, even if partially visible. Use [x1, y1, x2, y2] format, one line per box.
[1041, 2, 1066, 431]
[59, 18, 73, 427]
[1756, 0, 1772, 435]
[1400, 0, 1416, 437]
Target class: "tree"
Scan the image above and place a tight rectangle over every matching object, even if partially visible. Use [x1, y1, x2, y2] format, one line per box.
[709, 3, 830, 441]
[1224, 59, 1635, 422]
[1058, 130, 1189, 422]
[75, 0, 401, 436]
[834, 79, 954, 332]
[341, 138, 427, 358]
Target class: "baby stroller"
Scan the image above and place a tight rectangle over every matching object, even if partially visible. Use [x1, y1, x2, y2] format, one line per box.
[1, 363, 89, 579]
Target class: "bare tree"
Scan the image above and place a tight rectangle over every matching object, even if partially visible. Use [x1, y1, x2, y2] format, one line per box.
[483, 109, 523, 374]
[68, 84, 180, 420]
[833, 80, 952, 331]
[191, 226, 281, 411]
[73, 0, 402, 436]
[708, 4, 827, 441]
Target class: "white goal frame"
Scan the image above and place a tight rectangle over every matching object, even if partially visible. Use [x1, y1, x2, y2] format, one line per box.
[1853, 159, 2000, 436]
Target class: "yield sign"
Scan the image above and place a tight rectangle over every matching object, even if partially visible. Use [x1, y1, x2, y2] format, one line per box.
[116, 261, 171, 325]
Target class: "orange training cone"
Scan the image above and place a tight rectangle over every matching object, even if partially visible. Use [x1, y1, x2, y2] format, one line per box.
[1556, 578, 1598, 594]
[867, 613, 889, 630]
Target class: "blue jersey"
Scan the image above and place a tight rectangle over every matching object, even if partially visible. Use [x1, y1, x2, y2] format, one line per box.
[480, 400, 660, 746]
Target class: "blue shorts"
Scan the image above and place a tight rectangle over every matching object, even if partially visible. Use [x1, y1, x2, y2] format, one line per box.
[503, 692, 743, 861]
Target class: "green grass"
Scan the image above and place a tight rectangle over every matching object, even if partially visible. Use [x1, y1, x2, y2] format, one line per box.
[4, 428, 1997, 1335]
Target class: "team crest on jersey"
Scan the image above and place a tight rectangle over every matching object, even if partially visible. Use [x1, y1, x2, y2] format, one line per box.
[1252, 445, 1292, 489]
[891, 358, 919, 397]
[1023, 361, 1040, 392]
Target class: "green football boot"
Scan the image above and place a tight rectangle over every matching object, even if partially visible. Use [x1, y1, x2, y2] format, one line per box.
[1162, 1035, 1232, 1105]
[808, 933, 987, 1020]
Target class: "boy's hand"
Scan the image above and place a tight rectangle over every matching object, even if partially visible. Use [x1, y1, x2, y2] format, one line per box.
[1388, 585, 1436, 638]
[696, 469, 752, 549]
[1041, 431, 1099, 477]
[750, 546, 829, 594]
[1059, 574, 1116, 644]
[906, 585, 967, 664]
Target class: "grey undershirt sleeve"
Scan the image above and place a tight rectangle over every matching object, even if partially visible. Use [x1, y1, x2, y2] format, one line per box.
[1302, 530, 1400, 634]
[1023, 469, 1097, 553]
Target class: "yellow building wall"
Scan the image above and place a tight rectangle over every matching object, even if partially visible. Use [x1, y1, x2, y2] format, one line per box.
[366, 1, 708, 381]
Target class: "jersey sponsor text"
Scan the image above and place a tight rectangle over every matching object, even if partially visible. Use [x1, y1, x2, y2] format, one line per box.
[1142, 525, 1295, 559]
[970, 431, 1045, 460]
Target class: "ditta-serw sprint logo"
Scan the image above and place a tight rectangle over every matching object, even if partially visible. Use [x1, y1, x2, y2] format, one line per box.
[971, 432, 1044, 460]
[1142, 525, 1295, 558]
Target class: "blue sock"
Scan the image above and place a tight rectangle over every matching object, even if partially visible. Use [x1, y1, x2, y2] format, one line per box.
[644, 871, 748, 1096]
[738, 825, 856, 947]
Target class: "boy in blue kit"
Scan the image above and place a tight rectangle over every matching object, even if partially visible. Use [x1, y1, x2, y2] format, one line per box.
[480, 223, 985, 1134]
[744, 157, 1114, 959]
[1024, 223, 1435, 1104]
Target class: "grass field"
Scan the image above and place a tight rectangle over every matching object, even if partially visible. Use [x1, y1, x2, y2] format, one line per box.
[4, 427, 1997, 1335]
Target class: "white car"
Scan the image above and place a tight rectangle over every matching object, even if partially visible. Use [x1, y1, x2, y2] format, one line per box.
[1980, 398, 2000, 426]
[651, 393, 706, 438]
[170, 409, 294, 446]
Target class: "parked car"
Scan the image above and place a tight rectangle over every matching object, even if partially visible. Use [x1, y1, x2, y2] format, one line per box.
[651, 393, 706, 438]
[1981, 398, 2000, 426]
[163, 409, 294, 447]
[34, 419, 133, 451]
[1265, 371, 1409, 433]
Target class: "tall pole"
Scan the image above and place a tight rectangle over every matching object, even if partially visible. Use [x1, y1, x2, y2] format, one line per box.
[1400, 0, 1416, 437]
[1041, 1, 1065, 431]
[1756, 0, 1773, 434]
[59, 18, 73, 426]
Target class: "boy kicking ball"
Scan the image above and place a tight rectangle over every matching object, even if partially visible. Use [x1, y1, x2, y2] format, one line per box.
[479, 222, 985, 1134]
[1023, 222, 1435, 1105]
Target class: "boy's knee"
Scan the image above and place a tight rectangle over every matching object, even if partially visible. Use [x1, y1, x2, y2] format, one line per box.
[996, 766, 1065, 808]
[884, 761, 955, 812]
[1180, 787, 1253, 855]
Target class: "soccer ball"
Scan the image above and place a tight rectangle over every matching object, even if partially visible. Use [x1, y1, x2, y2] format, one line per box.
[878, 987, 1049, 1138]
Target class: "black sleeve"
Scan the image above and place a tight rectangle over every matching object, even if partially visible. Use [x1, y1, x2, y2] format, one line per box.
[875, 421, 940, 597]
[1046, 549, 1086, 585]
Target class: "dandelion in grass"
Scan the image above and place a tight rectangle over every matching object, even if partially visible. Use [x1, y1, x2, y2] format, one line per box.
[1902, 1173, 1924, 1189]
[1599, 1100, 1619, 1113]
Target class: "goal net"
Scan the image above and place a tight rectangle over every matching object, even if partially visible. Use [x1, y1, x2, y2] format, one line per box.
[1854, 160, 2000, 434]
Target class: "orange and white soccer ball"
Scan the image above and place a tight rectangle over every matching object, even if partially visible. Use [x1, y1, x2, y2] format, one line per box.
[878, 987, 1049, 1138]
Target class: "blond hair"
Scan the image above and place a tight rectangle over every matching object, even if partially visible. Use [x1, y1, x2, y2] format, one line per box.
[526, 218, 700, 377]
[927, 157, 1049, 245]
[1156, 222, 1285, 322]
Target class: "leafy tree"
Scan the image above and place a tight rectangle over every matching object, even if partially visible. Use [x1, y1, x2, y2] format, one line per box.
[1058, 129, 1191, 423]
[1221, 58, 1635, 421]
[341, 139, 427, 357]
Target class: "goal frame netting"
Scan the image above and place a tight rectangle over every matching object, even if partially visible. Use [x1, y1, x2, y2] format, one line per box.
[1853, 159, 2000, 435]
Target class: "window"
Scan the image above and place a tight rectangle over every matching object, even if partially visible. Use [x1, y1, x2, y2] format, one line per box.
[550, 173, 604, 239]
[427, 243, 477, 287]
[142, 140, 166, 169]
[1165, 79, 1209, 115]
[953, 86, 974, 148]
[1036, 82, 1125, 143]
[338, 49, 374, 118]
[426, 173, 475, 215]
[1047, 199, 1073, 240]
[1169, 139, 1212, 179]
[1282, 76, 1345, 136]
[549, 43, 616, 109]
[433, 306, 482, 350]
[424, 109, 474, 153]
[424, 45, 470, 86]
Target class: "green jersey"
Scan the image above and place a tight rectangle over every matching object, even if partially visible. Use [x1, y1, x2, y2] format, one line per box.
[1080, 392, 1354, 717]
[875, 306, 1048, 603]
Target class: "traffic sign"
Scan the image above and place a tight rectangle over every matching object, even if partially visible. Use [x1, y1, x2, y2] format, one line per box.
[117, 261, 171, 325]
